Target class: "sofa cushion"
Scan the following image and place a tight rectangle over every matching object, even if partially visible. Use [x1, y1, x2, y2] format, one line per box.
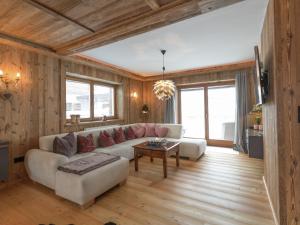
[125, 126, 136, 140]
[95, 137, 151, 160]
[144, 123, 156, 137]
[132, 126, 145, 138]
[113, 127, 126, 144]
[155, 126, 168, 137]
[99, 131, 115, 147]
[77, 134, 96, 153]
[53, 133, 77, 157]
[161, 124, 183, 139]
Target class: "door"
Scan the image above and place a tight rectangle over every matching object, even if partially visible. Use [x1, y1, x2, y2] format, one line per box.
[179, 82, 236, 147]
[207, 85, 236, 147]
[180, 88, 205, 138]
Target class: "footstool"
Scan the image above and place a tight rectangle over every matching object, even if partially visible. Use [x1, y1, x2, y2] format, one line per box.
[179, 138, 207, 160]
[55, 157, 129, 208]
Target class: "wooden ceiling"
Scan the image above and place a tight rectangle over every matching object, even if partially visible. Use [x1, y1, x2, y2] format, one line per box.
[0, 0, 244, 55]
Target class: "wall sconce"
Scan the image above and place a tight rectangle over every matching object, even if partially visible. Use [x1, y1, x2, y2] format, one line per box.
[0, 69, 21, 100]
[130, 91, 138, 99]
[141, 104, 149, 114]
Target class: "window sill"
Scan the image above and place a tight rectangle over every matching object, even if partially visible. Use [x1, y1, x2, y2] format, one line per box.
[64, 118, 124, 128]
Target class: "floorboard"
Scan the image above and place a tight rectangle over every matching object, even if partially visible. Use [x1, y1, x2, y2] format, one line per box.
[0, 147, 275, 225]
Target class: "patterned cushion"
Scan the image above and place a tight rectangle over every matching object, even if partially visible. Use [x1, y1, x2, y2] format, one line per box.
[113, 127, 126, 144]
[99, 131, 115, 147]
[125, 126, 136, 140]
[53, 133, 76, 157]
[77, 134, 96, 153]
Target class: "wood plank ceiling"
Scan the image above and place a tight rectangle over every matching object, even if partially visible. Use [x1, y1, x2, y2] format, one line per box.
[0, 0, 244, 55]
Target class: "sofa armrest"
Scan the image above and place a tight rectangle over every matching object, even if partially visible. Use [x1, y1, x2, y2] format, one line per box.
[25, 149, 68, 189]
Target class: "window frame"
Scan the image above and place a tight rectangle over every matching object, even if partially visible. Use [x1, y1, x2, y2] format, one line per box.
[65, 76, 117, 122]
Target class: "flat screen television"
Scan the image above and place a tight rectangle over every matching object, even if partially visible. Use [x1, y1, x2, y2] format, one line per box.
[254, 46, 268, 104]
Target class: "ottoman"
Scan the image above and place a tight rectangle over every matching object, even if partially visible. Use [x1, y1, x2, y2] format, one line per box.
[179, 138, 207, 160]
[55, 157, 129, 208]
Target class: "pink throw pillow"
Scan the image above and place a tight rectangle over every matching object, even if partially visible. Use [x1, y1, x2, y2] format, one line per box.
[144, 124, 156, 137]
[132, 126, 145, 138]
[113, 127, 126, 144]
[155, 126, 169, 138]
[125, 126, 136, 140]
[98, 131, 115, 147]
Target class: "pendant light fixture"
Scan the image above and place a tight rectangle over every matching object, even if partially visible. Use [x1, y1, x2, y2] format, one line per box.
[153, 50, 175, 101]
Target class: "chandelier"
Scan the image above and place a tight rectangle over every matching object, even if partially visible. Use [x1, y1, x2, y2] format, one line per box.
[153, 50, 175, 101]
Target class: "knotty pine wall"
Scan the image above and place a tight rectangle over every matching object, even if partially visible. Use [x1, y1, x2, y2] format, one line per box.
[0, 44, 143, 181]
[261, 0, 300, 224]
[143, 67, 256, 123]
[260, 0, 279, 223]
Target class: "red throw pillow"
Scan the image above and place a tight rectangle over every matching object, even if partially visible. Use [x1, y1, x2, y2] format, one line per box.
[144, 123, 156, 137]
[155, 126, 169, 137]
[98, 131, 115, 147]
[132, 126, 145, 138]
[113, 127, 126, 144]
[77, 134, 96, 153]
[125, 126, 136, 140]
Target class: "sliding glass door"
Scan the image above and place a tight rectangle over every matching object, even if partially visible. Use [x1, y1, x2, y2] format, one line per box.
[208, 86, 236, 142]
[180, 88, 205, 138]
[179, 82, 236, 147]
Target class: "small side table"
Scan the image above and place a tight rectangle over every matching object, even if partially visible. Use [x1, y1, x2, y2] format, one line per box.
[246, 129, 264, 159]
[0, 140, 9, 182]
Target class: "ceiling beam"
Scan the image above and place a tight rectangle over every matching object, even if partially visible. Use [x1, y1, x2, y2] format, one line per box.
[55, 0, 245, 55]
[145, 0, 160, 10]
[0, 32, 55, 53]
[22, 0, 95, 34]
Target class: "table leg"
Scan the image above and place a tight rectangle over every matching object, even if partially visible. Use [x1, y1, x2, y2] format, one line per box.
[150, 152, 153, 162]
[176, 147, 180, 167]
[163, 153, 167, 178]
[134, 149, 139, 172]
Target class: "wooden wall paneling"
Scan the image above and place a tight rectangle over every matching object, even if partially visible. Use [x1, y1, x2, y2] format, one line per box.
[275, 0, 300, 224]
[261, 0, 300, 224]
[128, 79, 144, 123]
[142, 80, 165, 123]
[0, 43, 143, 182]
[261, 0, 279, 223]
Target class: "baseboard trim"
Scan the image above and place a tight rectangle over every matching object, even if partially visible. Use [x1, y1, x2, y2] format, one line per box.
[263, 176, 279, 225]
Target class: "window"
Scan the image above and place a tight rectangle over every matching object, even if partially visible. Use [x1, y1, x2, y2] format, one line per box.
[66, 78, 116, 121]
[66, 80, 90, 119]
[94, 84, 114, 117]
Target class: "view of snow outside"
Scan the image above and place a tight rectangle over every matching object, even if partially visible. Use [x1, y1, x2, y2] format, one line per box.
[181, 86, 236, 140]
[66, 80, 114, 119]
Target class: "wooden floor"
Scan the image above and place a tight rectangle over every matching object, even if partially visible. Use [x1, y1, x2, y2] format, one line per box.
[0, 147, 275, 225]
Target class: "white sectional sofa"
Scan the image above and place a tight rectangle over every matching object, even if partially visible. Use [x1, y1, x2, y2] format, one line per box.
[25, 123, 206, 207]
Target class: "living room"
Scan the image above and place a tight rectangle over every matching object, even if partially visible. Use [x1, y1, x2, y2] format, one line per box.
[0, 0, 299, 225]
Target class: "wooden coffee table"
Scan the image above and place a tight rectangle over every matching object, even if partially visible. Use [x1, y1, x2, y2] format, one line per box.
[133, 141, 180, 178]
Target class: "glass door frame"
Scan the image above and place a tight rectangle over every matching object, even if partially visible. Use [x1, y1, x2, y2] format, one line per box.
[177, 80, 235, 148]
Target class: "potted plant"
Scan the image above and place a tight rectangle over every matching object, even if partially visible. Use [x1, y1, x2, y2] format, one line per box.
[254, 116, 261, 130]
